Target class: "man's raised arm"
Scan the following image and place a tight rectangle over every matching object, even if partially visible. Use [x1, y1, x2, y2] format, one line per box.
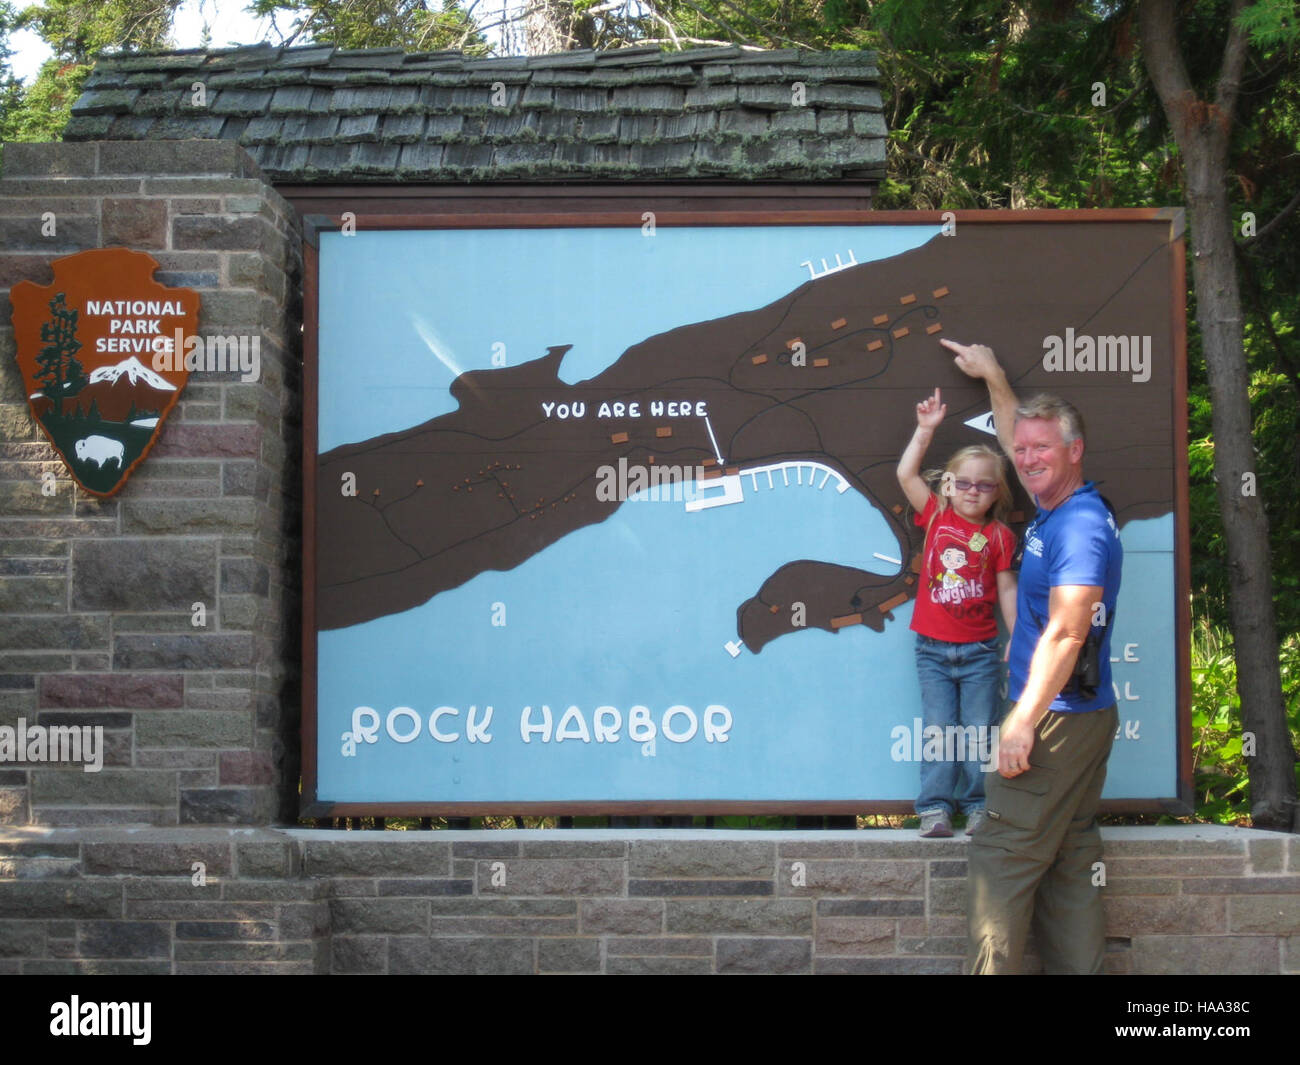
[940, 339, 1019, 460]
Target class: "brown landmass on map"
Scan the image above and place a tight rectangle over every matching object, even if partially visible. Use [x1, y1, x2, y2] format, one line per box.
[316, 222, 1177, 645]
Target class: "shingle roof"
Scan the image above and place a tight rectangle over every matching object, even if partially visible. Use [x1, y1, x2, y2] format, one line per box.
[65, 44, 886, 183]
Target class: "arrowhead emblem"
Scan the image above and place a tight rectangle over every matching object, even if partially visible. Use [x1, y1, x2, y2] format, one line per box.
[10, 248, 201, 497]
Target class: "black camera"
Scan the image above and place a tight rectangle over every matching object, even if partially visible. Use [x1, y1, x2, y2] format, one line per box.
[1063, 628, 1104, 700]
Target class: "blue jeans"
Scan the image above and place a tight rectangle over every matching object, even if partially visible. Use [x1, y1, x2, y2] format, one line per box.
[913, 633, 1003, 817]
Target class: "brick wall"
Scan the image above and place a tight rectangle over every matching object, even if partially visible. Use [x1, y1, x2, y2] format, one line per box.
[0, 827, 1295, 974]
[0, 141, 302, 826]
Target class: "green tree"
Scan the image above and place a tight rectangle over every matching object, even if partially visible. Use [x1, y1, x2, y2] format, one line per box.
[250, 0, 488, 53]
[34, 292, 86, 421]
[4, 0, 181, 141]
[0, 1, 27, 140]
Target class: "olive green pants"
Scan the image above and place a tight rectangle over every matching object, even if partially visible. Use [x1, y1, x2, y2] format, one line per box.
[966, 704, 1119, 975]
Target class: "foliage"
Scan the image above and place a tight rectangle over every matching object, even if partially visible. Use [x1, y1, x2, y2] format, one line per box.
[17, 0, 181, 62]
[1, 0, 181, 142]
[1192, 618, 1300, 823]
[248, 0, 489, 53]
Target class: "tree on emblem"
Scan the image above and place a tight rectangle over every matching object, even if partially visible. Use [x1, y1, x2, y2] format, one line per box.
[34, 293, 87, 421]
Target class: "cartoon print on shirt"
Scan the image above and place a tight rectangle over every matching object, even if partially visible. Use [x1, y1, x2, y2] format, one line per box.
[938, 546, 968, 589]
[927, 532, 995, 607]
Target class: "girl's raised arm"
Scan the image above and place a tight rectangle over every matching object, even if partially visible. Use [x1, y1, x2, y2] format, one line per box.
[896, 387, 945, 513]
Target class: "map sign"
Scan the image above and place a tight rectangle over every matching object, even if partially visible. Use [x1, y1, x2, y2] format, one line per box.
[304, 213, 1187, 814]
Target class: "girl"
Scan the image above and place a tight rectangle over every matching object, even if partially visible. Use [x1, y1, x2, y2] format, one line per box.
[896, 387, 1018, 838]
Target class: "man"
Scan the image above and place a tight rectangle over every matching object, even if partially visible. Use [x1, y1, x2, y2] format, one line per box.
[942, 338, 1123, 975]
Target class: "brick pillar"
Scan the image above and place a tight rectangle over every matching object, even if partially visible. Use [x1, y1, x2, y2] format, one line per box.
[0, 141, 302, 825]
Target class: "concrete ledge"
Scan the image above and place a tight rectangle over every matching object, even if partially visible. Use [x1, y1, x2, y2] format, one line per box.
[0, 825, 1295, 974]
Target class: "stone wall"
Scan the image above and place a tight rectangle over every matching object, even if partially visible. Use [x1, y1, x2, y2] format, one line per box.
[0, 827, 1295, 974]
[0, 141, 302, 826]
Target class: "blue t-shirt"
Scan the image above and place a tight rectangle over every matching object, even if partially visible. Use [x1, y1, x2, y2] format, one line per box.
[1009, 481, 1123, 713]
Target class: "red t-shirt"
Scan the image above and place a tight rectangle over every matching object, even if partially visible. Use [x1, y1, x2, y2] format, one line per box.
[910, 495, 1015, 642]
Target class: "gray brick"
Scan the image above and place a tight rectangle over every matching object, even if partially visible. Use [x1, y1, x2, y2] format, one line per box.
[816, 898, 924, 916]
[427, 898, 574, 918]
[1284, 935, 1300, 972]
[929, 877, 967, 916]
[0, 615, 109, 651]
[816, 956, 962, 975]
[779, 858, 925, 897]
[180, 788, 275, 825]
[606, 936, 711, 957]
[630, 879, 772, 897]
[175, 940, 313, 961]
[716, 936, 811, 974]
[175, 920, 276, 940]
[520, 840, 625, 859]
[1107, 896, 1227, 935]
[607, 955, 712, 975]
[99, 140, 259, 177]
[79, 920, 171, 958]
[451, 841, 520, 858]
[235, 841, 295, 878]
[32, 770, 175, 808]
[478, 858, 623, 896]
[303, 840, 451, 877]
[0, 881, 121, 918]
[280, 902, 329, 941]
[1227, 895, 1300, 934]
[1248, 838, 1286, 873]
[667, 898, 811, 936]
[136, 711, 251, 749]
[1183, 876, 1300, 894]
[629, 840, 774, 878]
[0, 921, 45, 956]
[329, 898, 426, 935]
[0, 577, 65, 613]
[1129, 935, 1280, 975]
[112, 634, 254, 670]
[775, 840, 857, 859]
[72, 539, 216, 610]
[1, 143, 99, 177]
[815, 917, 897, 955]
[580, 898, 663, 935]
[84, 840, 232, 878]
[388, 936, 533, 975]
[332, 935, 386, 974]
[427, 915, 577, 936]
[377, 879, 473, 897]
[537, 937, 600, 972]
[898, 936, 967, 956]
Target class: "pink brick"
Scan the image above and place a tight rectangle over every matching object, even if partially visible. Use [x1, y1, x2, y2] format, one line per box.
[153, 424, 261, 459]
[39, 673, 184, 708]
[219, 750, 275, 785]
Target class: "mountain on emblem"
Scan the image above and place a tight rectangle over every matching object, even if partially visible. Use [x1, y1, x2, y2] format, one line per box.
[10, 248, 200, 497]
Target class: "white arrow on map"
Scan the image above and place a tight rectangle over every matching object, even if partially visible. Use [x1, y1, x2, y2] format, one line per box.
[964, 411, 997, 436]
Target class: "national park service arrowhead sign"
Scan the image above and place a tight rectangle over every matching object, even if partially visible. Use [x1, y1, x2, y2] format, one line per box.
[11, 248, 200, 497]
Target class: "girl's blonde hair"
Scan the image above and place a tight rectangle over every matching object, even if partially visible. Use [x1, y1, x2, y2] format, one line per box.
[922, 444, 1013, 525]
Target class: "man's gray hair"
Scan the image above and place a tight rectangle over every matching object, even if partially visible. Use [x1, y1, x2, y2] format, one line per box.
[1015, 393, 1086, 446]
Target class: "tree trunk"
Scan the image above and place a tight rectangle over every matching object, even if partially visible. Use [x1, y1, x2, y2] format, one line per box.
[1139, 0, 1298, 830]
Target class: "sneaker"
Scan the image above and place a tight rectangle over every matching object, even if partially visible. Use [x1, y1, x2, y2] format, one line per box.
[964, 809, 988, 835]
[919, 811, 953, 838]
